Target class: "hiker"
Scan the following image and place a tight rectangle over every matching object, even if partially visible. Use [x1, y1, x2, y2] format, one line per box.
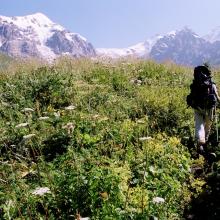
[187, 65, 220, 157]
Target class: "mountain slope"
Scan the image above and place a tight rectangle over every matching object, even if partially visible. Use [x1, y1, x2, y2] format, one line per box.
[97, 28, 211, 65]
[97, 27, 220, 66]
[150, 28, 211, 65]
[0, 13, 96, 60]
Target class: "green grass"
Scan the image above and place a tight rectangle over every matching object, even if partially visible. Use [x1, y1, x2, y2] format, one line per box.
[1, 57, 219, 219]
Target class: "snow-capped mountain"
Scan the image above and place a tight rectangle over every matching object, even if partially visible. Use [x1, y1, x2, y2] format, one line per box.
[97, 27, 220, 66]
[0, 13, 96, 60]
[2, 13, 220, 66]
[150, 28, 212, 66]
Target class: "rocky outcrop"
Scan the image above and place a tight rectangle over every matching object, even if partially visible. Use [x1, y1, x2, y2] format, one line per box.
[46, 31, 95, 57]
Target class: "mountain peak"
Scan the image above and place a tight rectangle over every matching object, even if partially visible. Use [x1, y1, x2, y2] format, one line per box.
[0, 13, 96, 60]
[28, 12, 49, 18]
[167, 27, 199, 38]
[23, 12, 53, 24]
[0, 12, 57, 30]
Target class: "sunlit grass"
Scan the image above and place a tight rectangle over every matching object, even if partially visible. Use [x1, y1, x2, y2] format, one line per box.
[1, 56, 218, 219]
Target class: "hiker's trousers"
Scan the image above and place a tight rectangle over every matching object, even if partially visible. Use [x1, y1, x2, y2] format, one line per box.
[194, 108, 214, 144]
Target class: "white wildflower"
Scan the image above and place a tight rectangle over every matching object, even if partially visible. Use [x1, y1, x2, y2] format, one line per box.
[5, 83, 15, 88]
[32, 187, 51, 196]
[23, 134, 36, 140]
[75, 217, 90, 220]
[136, 119, 145, 124]
[136, 80, 142, 85]
[92, 114, 100, 119]
[62, 122, 75, 134]
[15, 123, 29, 128]
[1, 101, 10, 106]
[54, 112, 60, 118]
[149, 166, 156, 174]
[130, 79, 142, 85]
[153, 197, 165, 204]
[38, 116, 50, 121]
[64, 105, 76, 110]
[22, 108, 34, 113]
[98, 116, 109, 122]
[139, 136, 152, 141]
[130, 79, 135, 84]
[5, 200, 15, 207]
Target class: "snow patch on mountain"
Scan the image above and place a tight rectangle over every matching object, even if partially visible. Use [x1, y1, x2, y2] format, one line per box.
[96, 41, 151, 58]
[96, 33, 168, 59]
[203, 26, 220, 43]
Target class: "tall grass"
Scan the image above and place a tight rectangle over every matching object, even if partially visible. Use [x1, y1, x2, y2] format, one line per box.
[1, 57, 218, 219]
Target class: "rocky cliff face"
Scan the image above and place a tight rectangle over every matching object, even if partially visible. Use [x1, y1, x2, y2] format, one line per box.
[0, 13, 96, 60]
[46, 31, 95, 57]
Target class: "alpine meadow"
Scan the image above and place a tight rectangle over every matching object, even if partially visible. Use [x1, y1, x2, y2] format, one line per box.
[1, 56, 220, 219]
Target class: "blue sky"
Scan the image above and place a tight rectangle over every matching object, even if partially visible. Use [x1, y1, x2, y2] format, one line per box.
[1, 0, 220, 48]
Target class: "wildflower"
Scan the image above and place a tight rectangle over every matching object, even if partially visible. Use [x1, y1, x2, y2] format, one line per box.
[54, 112, 60, 118]
[136, 80, 142, 86]
[92, 114, 99, 119]
[136, 119, 145, 124]
[5, 200, 14, 207]
[38, 116, 50, 121]
[100, 192, 108, 200]
[65, 105, 76, 110]
[130, 79, 135, 84]
[75, 214, 90, 220]
[1, 101, 9, 106]
[15, 123, 29, 128]
[23, 134, 36, 140]
[153, 197, 165, 204]
[98, 116, 109, 122]
[139, 136, 152, 141]
[22, 108, 34, 113]
[62, 122, 75, 134]
[32, 187, 51, 196]
[130, 78, 142, 85]
[149, 166, 156, 174]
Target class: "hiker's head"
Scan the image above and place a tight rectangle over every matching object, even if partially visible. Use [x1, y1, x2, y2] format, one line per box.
[194, 65, 211, 81]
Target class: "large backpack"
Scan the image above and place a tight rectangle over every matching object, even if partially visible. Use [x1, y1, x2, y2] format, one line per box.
[186, 65, 217, 109]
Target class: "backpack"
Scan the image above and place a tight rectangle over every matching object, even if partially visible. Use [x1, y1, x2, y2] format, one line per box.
[186, 65, 217, 109]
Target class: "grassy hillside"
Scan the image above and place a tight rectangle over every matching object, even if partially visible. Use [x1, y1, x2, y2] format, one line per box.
[1, 58, 220, 219]
[0, 53, 14, 71]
